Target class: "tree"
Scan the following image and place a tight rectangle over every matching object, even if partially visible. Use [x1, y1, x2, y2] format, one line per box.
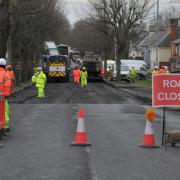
[0, 0, 10, 58]
[0, 0, 70, 84]
[71, 19, 113, 78]
[88, 0, 153, 81]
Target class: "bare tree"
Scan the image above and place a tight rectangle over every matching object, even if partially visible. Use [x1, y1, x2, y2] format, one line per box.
[88, 0, 153, 81]
[0, 0, 10, 58]
[0, 0, 70, 84]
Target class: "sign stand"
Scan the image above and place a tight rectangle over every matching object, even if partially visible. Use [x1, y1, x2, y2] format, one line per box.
[162, 107, 167, 150]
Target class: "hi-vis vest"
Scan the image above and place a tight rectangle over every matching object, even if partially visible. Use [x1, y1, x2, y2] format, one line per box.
[33, 71, 47, 88]
[80, 71, 88, 79]
[152, 70, 159, 75]
[0, 68, 11, 97]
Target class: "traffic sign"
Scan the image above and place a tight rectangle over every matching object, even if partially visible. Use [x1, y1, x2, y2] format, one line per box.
[152, 74, 180, 107]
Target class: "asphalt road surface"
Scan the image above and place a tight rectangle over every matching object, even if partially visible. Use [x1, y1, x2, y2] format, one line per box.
[2, 82, 180, 180]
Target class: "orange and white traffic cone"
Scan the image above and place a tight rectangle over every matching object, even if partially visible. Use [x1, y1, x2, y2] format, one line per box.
[71, 108, 91, 146]
[139, 109, 159, 148]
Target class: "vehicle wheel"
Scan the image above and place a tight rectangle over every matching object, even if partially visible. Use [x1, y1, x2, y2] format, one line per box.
[47, 77, 52, 83]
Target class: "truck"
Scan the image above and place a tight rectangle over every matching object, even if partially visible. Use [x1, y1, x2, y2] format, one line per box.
[42, 41, 70, 82]
[82, 57, 103, 81]
[57, 44, 69, 57]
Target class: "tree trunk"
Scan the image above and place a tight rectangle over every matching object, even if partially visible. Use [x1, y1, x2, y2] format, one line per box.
[0, 1, 10, 58]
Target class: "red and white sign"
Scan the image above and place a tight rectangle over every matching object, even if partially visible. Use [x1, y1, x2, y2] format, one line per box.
[153, 74, 180, 107]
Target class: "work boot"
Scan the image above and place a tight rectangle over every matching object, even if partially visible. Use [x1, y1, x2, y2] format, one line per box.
[5, 128, 10, 133]
[2, 129, 7, 136]
[0, 130, 4, 140]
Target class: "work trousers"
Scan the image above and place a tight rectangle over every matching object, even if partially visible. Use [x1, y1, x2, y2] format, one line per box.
[74, 76, 80, 83]
[130, 76, 136, 83]
[81, 78, 87, 88]
[37, 87, 45, 98]
[5, 99, 9, 129]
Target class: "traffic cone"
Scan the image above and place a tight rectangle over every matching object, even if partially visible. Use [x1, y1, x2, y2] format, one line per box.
[71, 108, 91, 146]
[139, 120, 159, 148]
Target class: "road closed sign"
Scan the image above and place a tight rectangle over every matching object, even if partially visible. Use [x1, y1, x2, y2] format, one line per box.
[152, 74, 180, 107]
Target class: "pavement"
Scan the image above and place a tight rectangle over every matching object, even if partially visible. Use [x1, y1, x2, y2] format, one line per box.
[14, 82, 33, 94]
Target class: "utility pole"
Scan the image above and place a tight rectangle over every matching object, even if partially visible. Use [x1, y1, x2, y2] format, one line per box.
[114, 32, 117, 63]
[155, 0, 160, 67]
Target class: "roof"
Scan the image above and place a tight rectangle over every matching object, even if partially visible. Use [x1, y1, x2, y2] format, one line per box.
[138, 31, 169, 47]
[172, 38, 180, 44]
[138, 27, 180, 48]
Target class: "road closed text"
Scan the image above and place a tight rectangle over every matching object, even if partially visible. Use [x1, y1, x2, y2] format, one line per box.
[158, 80, 180, 100]
[153, 75, 180, 107]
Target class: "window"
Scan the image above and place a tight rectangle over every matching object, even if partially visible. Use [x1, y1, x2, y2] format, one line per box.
[176, 60, 180, 68]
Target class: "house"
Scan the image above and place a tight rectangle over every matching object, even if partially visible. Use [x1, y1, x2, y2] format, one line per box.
[169, 19, 180, 72]
[129, 31, 148, 60]
[137, 19, 180, 69]
[138, 27, 171, 68]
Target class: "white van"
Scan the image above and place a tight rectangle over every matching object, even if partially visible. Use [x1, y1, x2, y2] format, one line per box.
[121, 59, 149, 70]
[106, 59, 150, 80]
[106, 60, 130, 81]
[121, 59, 151, 80]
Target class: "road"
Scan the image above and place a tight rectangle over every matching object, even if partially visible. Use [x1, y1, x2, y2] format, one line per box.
[1, 82, 180, 180]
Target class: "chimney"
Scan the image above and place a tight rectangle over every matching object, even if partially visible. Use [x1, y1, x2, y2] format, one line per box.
[170, 19, 178, 41]
[170, 19, 178, 56]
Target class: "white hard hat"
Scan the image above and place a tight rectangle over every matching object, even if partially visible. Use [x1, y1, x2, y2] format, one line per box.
[37, 67, 42, 70]
[0, 58, 7, 66]
[164, 66, 168, 69]
[82, 67, 86, 70]
[154, 66, 158, 69]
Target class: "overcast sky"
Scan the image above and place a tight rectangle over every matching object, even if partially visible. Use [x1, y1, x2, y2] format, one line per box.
[66, 0, 180, 25]
[66, 0, 89, 25]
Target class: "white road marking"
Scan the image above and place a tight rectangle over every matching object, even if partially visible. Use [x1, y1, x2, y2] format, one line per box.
[85, 147, 99, 180]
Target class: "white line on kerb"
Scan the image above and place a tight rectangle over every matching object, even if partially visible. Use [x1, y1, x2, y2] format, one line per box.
[85, 147, 99, 180]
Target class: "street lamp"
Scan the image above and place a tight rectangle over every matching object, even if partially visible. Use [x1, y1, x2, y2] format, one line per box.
[155, 0, 159, 67]
[114, 22, 118, 63]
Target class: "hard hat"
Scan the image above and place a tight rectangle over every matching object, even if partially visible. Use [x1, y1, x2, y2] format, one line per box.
[37, 67, 42, 70]
[164, 66, 168, 69]
[82, 67, 86, 70]
[0, 58, 7, 66]
[154, 66, 158, 69]
[7, 64, 12, 70]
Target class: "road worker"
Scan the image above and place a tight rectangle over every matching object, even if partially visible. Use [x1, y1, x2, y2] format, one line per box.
[0, 58, 12, 140]
[73, 66, 80, 84]
[108, 66, 113, 81]
[80, 67, 88, 88]
[152, 66, 159, 75]
[129, 67, 137, 83]
[164, 66, 170, 74]
[159, 66, 166, 74]
[7, 64, 16, 94]
[32, 67, 47, 98]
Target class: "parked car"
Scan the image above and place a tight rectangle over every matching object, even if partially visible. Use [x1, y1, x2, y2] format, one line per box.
[112, 65, 130, 82]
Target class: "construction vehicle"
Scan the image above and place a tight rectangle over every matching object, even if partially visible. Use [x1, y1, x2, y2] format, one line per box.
[42, 41, 70, 82]
[82, 56, 103, 81]
[57, 44, 69, 57]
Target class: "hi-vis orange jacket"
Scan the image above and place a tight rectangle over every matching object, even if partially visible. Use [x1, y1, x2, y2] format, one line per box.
[7, 70, 15, 94]
[0, 68, 11, 97]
